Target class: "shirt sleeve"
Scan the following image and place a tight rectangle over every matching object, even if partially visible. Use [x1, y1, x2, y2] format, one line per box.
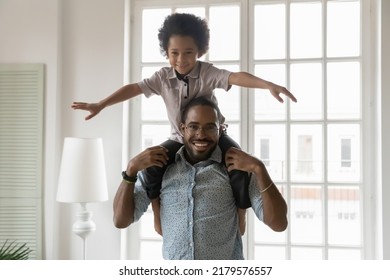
[132, 175, 151, 223]
[200, 62, 232, 92]
[249, 175, 264, 222]
[137, 68, 165, 98]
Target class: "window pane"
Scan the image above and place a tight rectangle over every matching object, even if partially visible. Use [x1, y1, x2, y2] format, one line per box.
[327, 1, 360, 57]
[175, 7, 205, 18]
[254, 219, 286, 244]
[327, 124, 360, 182]
[328, 248, 361, 260]
[209, 6, 240, 61]
[254, 4, 285, 59]
[291, 247, 323, 260]
[291, 185, 323, 244]
[254, 246, 286, 260]
[141, 67, 169, 121]
[290, 63, 323, 120]
[141, 96, 168, 121]
[327, 62, 361, 119]
[328, 186, 361, 246]
[290, 2, 322, 59]
[225, 123, 240, 146]
[254, 185, 287, 244]
[291, 125, 323, 182]
[254, 64, 286, 120]
[142, 125, 171, 149]
[255, 125, 286, 181]
[142, 9, 171, 62]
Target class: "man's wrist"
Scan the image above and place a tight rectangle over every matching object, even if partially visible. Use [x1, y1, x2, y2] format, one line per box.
[122, 171, 137, 184]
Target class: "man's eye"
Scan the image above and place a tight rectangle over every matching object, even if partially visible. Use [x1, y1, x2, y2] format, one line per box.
[188, 124, 198, 130]
[205, 125, 217, 132]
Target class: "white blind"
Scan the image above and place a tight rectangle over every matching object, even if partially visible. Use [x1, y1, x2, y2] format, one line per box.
[0, 64, 44, 259]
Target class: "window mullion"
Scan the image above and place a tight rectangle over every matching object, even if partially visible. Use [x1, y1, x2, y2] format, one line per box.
[322, 0, 329, 260]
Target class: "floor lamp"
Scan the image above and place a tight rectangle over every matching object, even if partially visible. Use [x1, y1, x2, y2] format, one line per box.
[56, 137, 108, 260]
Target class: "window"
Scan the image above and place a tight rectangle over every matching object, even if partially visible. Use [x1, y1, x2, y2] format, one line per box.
[260, 138, 270, 166]
[341, 138, 352, 168]
[126, 0, 369, 260]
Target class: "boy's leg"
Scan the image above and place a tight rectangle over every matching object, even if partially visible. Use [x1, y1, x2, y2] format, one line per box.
[142, 140, 182, 235]
[219, 133, 251, 209]
[142, 140, 182, 199]
[238, 208, 247, 236]
[151, 198, 162, 236]
[219, 133, 250, 235]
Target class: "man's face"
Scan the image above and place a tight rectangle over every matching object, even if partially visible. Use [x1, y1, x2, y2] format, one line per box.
[180, 105, 221, 165]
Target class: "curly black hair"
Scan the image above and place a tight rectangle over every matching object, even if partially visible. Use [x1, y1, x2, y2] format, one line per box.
[181, 97, 221, 124]
[158, 13, 210, 58]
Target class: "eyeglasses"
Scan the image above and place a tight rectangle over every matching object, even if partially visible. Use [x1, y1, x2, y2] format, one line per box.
[184, 124, 219, 136]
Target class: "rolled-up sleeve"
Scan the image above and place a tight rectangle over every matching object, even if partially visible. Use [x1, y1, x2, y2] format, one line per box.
[249, 175, 264, 222]
[132, 175, 151, 223]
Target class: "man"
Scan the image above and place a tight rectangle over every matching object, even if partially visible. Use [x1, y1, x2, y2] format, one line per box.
[113, 97, 288, 260]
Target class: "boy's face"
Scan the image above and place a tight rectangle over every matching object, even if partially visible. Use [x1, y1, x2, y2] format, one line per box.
[180, 105, 221, 165]
[167, 35, 200, 75]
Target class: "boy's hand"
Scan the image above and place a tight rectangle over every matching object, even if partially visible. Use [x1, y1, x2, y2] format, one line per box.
[269, 83, 297, 103]
[71, 102, 102, 120]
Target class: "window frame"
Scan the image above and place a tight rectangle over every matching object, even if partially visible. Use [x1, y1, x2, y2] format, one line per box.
[122, 0, 376, 260]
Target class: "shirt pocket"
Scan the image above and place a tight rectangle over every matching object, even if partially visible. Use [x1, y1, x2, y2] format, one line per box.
[160, 189, 188, 210]
[160, 190, 178, 206]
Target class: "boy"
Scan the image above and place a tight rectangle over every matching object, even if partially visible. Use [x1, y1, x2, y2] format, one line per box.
[72, 13, 296, 235]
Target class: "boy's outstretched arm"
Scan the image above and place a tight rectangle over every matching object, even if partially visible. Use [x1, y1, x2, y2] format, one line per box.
[71, 83, 143, 120]
[228, 72, 297, 103]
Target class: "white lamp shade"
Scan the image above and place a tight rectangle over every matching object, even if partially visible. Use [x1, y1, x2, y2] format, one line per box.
[57, 137, 108, 203]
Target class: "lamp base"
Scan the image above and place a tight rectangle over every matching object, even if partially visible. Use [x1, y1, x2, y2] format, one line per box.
[72, 203, 96, 259]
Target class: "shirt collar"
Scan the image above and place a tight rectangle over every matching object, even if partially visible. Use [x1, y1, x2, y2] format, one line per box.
[175, 145, 223, 165]
[167, 61, 201, 80]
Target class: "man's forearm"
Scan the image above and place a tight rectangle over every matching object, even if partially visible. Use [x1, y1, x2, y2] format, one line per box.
[113, 181, 136, 228]
[253, 164, 288, 232]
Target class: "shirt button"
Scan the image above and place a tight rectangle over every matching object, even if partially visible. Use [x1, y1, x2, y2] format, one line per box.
[189, 222, 193, 225]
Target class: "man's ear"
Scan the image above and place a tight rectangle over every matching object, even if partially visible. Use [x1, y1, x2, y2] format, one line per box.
[180, 123, 186, 134]
[218, 124, 223, 136]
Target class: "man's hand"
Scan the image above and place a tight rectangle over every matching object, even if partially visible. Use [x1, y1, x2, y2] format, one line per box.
[126, 146, 169, 176]
[225, 147, 263, 173]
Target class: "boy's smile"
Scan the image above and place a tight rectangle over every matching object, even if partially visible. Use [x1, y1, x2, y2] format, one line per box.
[167, 35, 200, 75]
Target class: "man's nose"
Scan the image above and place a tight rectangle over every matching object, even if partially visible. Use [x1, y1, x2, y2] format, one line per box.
[196, 127, 207, 136]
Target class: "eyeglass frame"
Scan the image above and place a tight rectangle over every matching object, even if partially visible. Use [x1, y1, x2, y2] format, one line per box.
[183, 123, 221, 136]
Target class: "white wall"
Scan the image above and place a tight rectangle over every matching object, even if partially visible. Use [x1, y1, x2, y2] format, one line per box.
[0, 0, 389, 260]
[0, 0, 124, 259]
